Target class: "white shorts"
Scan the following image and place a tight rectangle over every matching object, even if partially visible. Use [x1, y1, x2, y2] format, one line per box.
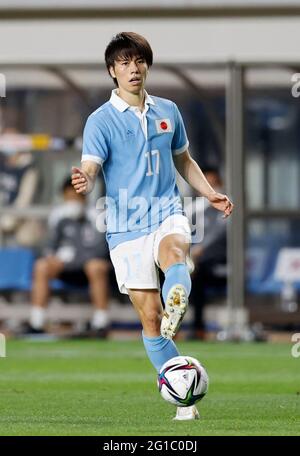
[109, 214, 192, 295]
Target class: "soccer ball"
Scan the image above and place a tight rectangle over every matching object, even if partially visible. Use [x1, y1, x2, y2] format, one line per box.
[157, 355, 209, 407]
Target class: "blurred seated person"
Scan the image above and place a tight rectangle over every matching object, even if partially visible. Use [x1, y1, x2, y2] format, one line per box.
[0, 128, 42, 247]
[189, 166, 227, 340]
[25, 177, 111, 338]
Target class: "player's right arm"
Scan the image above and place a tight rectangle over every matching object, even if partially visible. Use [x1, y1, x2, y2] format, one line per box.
[71, 161, 100, 195]
[73, 111, 108, 194]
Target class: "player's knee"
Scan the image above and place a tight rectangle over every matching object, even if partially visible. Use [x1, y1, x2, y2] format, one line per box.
[166, 246, 185, 265]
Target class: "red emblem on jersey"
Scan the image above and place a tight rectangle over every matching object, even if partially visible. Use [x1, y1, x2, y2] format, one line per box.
[160, 121, 168, 130]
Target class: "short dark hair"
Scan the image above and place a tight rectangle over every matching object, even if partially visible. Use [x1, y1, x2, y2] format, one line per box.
[105, 32, 153, 86]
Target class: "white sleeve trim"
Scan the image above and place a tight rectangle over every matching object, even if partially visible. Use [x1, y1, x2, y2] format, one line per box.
[81, 154, 104, 166]
[172, 141, 189, 156]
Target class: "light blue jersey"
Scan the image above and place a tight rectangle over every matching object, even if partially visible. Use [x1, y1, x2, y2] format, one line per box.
[82, 89, 189, 250]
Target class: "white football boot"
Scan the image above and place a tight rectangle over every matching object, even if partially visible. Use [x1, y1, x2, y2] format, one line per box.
[161, 284, 188, 339]
[173, 405, 200, 421]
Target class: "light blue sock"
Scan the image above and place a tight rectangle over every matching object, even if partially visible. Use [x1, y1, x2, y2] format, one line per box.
[162, 262, 191, 304]
[142, 332, 179, 372]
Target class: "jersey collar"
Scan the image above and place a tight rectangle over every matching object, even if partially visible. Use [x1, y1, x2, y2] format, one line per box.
[110, 89, 155, 112]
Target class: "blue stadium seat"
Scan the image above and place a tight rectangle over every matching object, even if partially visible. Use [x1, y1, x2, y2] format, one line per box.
[0, 247, 35, 291]
[246, 233, 300, 294]
[0, 248, 88, 294]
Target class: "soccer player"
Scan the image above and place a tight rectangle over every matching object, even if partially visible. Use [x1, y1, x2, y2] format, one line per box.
[72, 32, 233, 420]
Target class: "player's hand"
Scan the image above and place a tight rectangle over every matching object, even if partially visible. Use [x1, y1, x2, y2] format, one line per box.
[71, 166, 89, 194]
[207, 192, 234, 218]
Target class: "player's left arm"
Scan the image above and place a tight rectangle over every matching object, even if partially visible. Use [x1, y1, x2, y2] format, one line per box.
[174, 150, 234, 218]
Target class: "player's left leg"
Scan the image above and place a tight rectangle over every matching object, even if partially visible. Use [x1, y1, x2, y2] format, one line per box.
[128, 288, 179, 373]
[158, 233, 191, 339]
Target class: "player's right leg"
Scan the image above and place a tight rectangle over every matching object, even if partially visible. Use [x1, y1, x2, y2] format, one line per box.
[28, 256, 64, 332]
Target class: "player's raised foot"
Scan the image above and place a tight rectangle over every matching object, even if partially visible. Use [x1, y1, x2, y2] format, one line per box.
[161, 284, 188, 339]
[173, 405, 200, 421]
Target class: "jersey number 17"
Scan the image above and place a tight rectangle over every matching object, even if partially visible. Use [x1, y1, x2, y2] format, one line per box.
[145, 149, 160, 176]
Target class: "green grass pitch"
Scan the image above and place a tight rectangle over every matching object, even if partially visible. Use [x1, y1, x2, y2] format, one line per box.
[0, 339, 299, 436]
